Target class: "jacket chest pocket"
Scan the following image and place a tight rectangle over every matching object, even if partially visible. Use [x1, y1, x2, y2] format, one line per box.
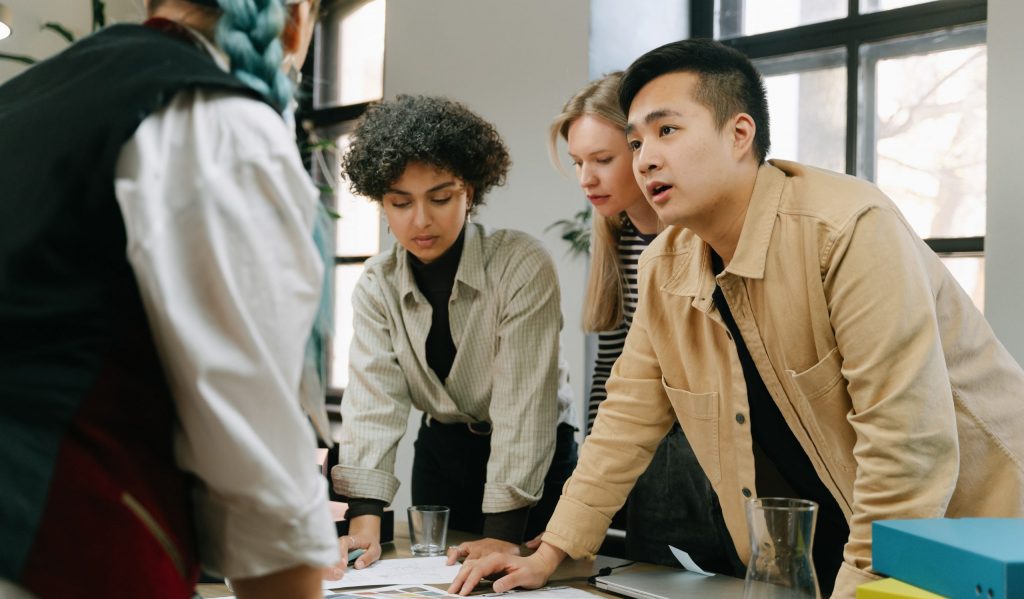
[661, 378, 722, 485]
[786, 347, 858, 474]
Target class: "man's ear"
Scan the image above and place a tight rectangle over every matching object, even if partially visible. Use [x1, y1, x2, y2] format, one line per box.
[731, 112, 757, 161]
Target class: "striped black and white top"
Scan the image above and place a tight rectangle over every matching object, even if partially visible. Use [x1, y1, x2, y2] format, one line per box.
[587, 216, 659, 434]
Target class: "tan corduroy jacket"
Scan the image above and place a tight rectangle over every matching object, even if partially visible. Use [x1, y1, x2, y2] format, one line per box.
[543, 160, 1024, 598]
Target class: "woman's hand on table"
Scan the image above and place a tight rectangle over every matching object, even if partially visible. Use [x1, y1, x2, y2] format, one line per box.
[445, 537, 520, 565]
[324, 515, 382, 580]
[447, 541, 566, 596]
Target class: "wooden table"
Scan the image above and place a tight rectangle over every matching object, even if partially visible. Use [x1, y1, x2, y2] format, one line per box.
[197, 524, 633, 598]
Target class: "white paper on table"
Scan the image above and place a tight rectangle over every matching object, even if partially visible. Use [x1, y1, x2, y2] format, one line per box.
[668, 545, 714, 576]
[323, 556, 462, 590]
[324, 583, 458, 598]
[480, 585, 600, 598]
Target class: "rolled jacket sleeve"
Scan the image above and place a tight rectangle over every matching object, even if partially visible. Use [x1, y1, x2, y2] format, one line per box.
[114, 89, 337, 579]
[543, 258, 676, 558]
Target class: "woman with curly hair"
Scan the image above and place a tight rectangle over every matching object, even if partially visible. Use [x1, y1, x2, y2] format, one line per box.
[332, 95, 578, 571]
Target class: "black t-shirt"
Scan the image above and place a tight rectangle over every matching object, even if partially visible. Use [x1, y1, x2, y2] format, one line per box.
[710, 251, 849, 596]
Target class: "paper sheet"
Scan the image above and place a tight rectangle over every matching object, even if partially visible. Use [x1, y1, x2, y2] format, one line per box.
[324, 557, 462, 590]
[324, 583, 456, 599]
[668, 545, 714, 576]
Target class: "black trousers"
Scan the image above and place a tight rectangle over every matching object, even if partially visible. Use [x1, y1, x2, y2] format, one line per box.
[625, 424, 745, 577]
[411, 416, 578, 540]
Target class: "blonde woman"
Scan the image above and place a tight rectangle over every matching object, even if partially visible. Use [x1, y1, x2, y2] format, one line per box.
[548, 73, 740, 574]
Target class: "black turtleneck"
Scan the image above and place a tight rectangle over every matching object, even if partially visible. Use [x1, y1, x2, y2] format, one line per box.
[408, 227, 465, 382]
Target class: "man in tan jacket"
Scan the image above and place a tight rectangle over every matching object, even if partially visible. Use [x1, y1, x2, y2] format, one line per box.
[449, 39, 1024, 599]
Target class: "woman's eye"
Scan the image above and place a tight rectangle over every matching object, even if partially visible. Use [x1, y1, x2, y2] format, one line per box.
[430, 196, 453, 204]
[628, 140, 642, 151]
[659, 125, 677, 136]
[389, 201, 411, 209]
[597, 157, 613, 165]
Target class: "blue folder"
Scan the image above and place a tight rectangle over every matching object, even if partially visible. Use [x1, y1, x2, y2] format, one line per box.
[872, 518, 1024, 599]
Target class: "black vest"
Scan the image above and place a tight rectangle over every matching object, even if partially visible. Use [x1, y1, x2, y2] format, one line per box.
[0, 24, 267, 591]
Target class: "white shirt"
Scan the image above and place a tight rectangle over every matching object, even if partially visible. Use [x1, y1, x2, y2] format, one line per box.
[113, 83, 337, 578]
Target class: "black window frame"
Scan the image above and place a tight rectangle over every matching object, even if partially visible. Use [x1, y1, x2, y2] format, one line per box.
[689, 0, 987, 257]
[296, 0, 385, 402]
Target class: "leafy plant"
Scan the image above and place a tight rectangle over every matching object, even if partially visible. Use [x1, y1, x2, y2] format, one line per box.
[546, 207, 591, 258]
[1, 0, 107, 66]
[300, 132, 342, 220]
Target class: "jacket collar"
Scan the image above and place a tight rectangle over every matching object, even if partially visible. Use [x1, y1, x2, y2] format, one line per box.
[726, 161, 786, 280]
[398, 223, 488, 304]
[659, 162, 786, 307]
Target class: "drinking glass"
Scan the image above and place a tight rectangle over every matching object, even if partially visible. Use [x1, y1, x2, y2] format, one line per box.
[743, 497, 820, 599]
[407, 505, 449, 556]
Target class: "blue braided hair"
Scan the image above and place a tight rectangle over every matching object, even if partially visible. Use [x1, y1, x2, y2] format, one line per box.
[211, 0, 294, 111]
[192, 0, 334, 432]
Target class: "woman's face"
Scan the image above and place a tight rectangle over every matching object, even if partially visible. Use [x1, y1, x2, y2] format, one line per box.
[382, 162, 471, 264]
[566, 114, 646, 218]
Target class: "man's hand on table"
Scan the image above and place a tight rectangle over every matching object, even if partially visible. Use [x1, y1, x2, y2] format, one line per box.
[323, 515, 382, 581]
[445, 537, 520, 565]
[447, 541, 566, 596]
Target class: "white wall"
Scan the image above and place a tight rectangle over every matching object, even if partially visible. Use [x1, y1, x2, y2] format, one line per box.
[381, 0, 590, 517]
[985, 0, 1024, 364]
[589, 0, 688, 79]
[0, 0, 143, 83]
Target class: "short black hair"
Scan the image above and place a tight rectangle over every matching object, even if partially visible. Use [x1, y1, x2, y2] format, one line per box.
[341, 95, 511, 210]
[619, 38, 770, 163]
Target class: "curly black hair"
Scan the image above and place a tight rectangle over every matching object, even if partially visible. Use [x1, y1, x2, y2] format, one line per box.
[341, 95, 512, 210]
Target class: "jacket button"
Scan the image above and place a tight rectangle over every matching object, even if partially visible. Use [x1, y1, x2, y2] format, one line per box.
[735, 413, 745, 424]
[742, 487, 752, 498]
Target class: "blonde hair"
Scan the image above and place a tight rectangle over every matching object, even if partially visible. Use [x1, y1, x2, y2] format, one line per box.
[549, 72, 630, 332]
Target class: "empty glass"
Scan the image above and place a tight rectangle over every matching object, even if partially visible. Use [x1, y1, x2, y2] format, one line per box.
[407, 505, 449, 556]
[743, 497, 820, 599]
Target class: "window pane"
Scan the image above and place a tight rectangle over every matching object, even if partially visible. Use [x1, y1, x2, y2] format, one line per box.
[862, 28, 986, 239]
[331, 264, 365, 389]
[756, 49, 846, 173]
[861, 0, 932, 14]
[335, 134, 381, 257]
[940, 255, 984, 312]
[716, 0, 846, 39]
[315, 0, 386, 107]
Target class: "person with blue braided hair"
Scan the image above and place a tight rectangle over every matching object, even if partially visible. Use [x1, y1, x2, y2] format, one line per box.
[0, 0, 338, 598]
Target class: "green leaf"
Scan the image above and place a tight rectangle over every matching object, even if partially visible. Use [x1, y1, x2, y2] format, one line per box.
[42, 22, 76, 44]
[0, 52, 37, 65]
[93, 0, 107, 31]
[546, 206, 592, 258]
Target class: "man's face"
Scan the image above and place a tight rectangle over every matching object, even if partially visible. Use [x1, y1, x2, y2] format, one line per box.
[625, 71, 739, 229]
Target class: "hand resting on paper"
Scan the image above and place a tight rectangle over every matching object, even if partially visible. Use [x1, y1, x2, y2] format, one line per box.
[447, 541, 566, 596]
[323, 514, 383, 581]
[445, 537, 520, 565]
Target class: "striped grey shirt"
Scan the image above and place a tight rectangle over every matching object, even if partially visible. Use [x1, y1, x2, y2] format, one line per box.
[333, 223, 575, 513]
[587, 217, 657, 433]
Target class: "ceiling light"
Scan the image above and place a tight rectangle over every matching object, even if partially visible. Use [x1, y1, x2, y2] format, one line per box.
[0, 4, 12, 41]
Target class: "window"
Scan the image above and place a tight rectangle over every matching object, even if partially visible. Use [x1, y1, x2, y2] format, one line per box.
[301, 0, 386, 391]
[691, 0, 987, 308]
